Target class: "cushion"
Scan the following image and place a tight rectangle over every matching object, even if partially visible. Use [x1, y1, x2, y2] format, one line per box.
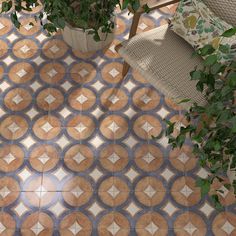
[170, 0, 236, 63]
[118, 24, 206, 109]
[204, 0, 236, 27]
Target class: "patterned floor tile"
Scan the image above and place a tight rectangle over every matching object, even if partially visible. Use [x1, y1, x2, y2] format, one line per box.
[0, 3, 235, 236]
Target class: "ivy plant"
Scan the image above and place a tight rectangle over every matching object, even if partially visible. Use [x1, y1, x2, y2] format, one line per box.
[0, 0, 148, 41]
[163, 28, 236, 209]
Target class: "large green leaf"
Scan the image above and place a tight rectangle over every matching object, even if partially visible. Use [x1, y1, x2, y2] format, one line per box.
[222, 28, 236, 37]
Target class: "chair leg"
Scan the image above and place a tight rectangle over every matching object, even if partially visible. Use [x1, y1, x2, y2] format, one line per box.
[122, 62, 130, 77]
[121, 12, 141, 78]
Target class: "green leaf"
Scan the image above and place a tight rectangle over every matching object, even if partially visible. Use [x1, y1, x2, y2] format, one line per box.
[211, 194, 224, 210]
[221, 28, 236, 37]
[204, 55, 218, 66]
[1, 1, 12, 12]
[132, 0, 140, 11]
[200, 44, 215, 56]
[53, 17, 65, 29]
[219, 44, 230, 54]
[227, 72, 236, 87]
[211, 63, 225, 75]
[10, 12, 20, 28]
[93, 31, 100, 42]
[190, 70, 202, 80]
[43, 23, 57, 33]
[166, 124, 174, 136]
[176, 134, 185, 147]
[196, 81, 204, 92]
[221, 85, 232, 97]
[177, 98, 191, 104]
[214, 141, 221, 151]
[230, 117, 236, 133]
[143, 4, 150, 13]
[196, 178, 210, 198]
[122, 0, 129, 10]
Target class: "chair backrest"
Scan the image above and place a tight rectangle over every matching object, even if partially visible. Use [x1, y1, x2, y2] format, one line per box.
[204, 0, 236, 27]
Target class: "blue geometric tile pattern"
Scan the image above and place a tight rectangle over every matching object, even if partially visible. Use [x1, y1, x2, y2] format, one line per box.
[0, 3, 235, 236]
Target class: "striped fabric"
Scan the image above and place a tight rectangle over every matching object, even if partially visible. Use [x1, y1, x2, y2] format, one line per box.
[119, 24, 206, 109]
[204, 0, 236, 27]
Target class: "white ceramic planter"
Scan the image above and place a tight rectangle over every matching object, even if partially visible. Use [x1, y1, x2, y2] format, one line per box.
[62, 23, 115, 53]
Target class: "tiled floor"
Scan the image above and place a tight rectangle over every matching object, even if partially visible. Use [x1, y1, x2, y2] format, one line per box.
[0, 3, 235, 236]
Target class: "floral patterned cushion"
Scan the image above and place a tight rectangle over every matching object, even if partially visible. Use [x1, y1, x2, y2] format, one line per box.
[170, 0, 236, 63]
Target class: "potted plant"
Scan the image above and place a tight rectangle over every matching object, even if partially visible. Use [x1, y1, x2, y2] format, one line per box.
[1, 0, 145, 52]
[162, 28, 236, 208]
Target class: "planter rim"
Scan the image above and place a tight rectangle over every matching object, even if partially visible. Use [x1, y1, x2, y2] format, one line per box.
[64, 22, 93, 32]
[64, 15, 115, 32]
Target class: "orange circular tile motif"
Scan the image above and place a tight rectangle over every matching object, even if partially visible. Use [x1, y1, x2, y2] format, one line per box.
[169, 145, 197, 172]
[98, 177, 129, 207]
[0, 18, 12, 35]
[0, 40, 8, 58]
[212, 212, 236, 236]
[101, 62, 123, 84]
[171, 176, 201, 206]
[25, 176, 56, 207]
[103, 39, 121, 58]
[0, 144, 24, 172]
[100, 88, 128, 111]
[135, 177, 166, 207]
[133, 87, 161, 111]
[137, 17, 155, 34]
[134, 144, 163, 172]
[115, 17, 126, 35]
[29, 144, 59, 172]
[70, 62, 96, 84]
[21, 212, 54, 236]
[42, 39, 68, 59]
[72, 49, 95, 59]
[100, 115, 128, 140]
[8, 62, 35, 84]
[22, 1, 43, 14]
[99, 144, 129, 172]
[62, 176, 93, 207]
[64, 144, 94, 172]
[0, 115, 28, 140]
[68, 87, 96, 111]
[4, 88, 32, 111]
[39, 62, 65, 84]
[133, 115, 162, 140]
[174, 212, 207, 236]
[33, 115, 61, 140]
[0, 66, 4, 80]
[18, 18, 40, 35]
[67, 115, 95, 140]
[98, 212, 130, 236]
[60, 212, 92, 236]
[0, 212, 16, 235]
[136, 212, 168, 236]
[13, 39, 38, 59]
[0, 177, 20, 207]
[132, 70, 147, 84]
[36, 88, 64, 111]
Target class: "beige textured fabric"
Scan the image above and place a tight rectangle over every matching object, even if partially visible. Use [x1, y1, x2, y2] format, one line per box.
[204, 0, 236, 27]
[119, 24, 206, 109]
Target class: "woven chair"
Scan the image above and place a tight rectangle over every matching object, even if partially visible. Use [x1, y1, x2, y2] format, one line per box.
[116, 0, 236, 109]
